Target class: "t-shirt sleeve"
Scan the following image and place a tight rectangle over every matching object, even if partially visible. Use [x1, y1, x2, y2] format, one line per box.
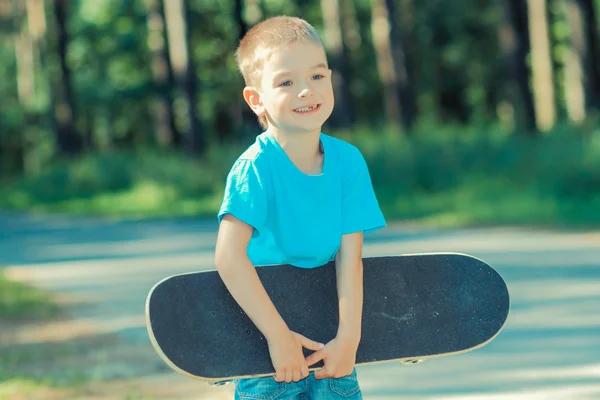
[217, 159, 267, 232]
[341, 146, 386, 235]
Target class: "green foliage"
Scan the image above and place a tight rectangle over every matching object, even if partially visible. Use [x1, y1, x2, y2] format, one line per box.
[1, 0, 599, 228]
[0, 274, 58, 320]
[0, 0, 550, 176]
[347, 123, 600, 226]
[2, 125, 599, 227]
[0, 143, 245, 218]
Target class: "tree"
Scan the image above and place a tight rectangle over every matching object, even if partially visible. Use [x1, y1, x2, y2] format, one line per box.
[562, 0, 588, 123]
[527, 0, 557, 131]
[320, 0, 354, 128]
[500, 0, 537, 132]
[13, 0, 53, 173]
[14, 0, 34, 108]
[370, 0, 412, 131]
[145, 0, 180, 148]
[51, 0, 82, 154]
[580, 0, 600, 110]
[234, 0, 248, 38]
[387, 0, 415, 129]
[560, 0, 600, 122]
[231, 0, 262, 137]
[163, 0, 204, 154]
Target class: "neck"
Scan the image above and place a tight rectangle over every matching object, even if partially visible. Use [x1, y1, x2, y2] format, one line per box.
[268, 127, 324, 174]
[271, 129, 322, 154]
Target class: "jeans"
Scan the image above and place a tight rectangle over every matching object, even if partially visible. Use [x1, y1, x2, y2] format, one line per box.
[233, 368, 362, 399]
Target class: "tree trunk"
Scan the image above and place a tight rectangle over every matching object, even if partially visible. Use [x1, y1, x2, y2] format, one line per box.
[52, 0, 82, 154]
[163, 0, 204, 154]
[562, 0, 588, 124]
[320, 0, 354, 129]
[27, 0, 58, 132]
[527, 0, 557, 131]
[385, 0, 415, 129]
[8, 0, 28, 175]
[370, 0, 408, 131]
[340, 0, 361, 52]
[25, 0, 58, 169]
[548, 0, 567, 120]
[578, 0, 600, 110]
[499, 0, 537, 132]
[13, 0, 35, 108]
[232, 0, 261, 137]
[234, 0, 248, 38]
[145, 0, 180, 147]
[293, 0, 310, 18]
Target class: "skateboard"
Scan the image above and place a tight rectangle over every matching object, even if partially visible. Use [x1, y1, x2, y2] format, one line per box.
[145, 253, 510, 383]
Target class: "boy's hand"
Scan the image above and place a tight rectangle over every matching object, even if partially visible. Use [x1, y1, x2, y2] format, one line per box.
[305, 336, 359, 379]
[268, 330, 325, 383]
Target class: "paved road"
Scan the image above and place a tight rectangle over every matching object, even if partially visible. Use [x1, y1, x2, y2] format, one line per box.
[1, 212, 599, 399]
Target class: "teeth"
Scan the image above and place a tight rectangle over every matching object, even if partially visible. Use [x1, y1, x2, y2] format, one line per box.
[295, 105, 317, 113]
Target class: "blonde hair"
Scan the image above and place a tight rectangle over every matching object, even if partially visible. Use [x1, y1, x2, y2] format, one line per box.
[235, 16, 324, 129]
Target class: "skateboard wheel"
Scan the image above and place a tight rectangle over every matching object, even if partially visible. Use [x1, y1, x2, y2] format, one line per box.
[210, 381, 232, 386]
[400, 359, 424, 365]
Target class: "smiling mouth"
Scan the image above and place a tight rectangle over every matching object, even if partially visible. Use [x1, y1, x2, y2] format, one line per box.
[293, 104, 321, 114]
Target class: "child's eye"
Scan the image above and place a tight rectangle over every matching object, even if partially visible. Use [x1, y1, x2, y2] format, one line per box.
[312, 74, 324, 80]
[280, 81, 292, 87]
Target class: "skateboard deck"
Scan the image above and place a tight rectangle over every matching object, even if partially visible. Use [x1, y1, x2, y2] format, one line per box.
[145, 253, 509, 382]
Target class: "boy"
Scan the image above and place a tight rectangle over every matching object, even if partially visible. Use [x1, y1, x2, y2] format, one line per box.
[215, 16, 386, 399]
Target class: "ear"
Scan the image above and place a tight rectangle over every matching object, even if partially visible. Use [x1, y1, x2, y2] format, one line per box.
[243, 86, 266, 117]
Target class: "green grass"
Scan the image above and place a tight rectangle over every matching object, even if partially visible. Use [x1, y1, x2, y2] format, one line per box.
[1, 123, 599, 227]
[0, 276, 67, 395]
[0, 378, 62, 399]
[0, 274, 58, 320]
[0, 343, 88, 386]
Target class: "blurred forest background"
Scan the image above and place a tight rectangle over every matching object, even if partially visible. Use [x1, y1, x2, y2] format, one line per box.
[1, 0, 599, 227]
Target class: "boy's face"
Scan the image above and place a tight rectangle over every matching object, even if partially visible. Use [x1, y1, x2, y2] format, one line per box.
[245, 40, 334, 134]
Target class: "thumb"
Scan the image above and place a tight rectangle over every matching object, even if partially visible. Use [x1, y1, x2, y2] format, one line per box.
[299, 335, 325, 351]
[305, 349, 326, 367]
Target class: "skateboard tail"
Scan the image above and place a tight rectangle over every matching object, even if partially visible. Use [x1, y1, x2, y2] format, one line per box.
[145, 277, 208, 381]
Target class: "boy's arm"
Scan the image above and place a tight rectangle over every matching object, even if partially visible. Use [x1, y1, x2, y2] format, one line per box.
[215, 214, 324, 382]
[335, 231, 364, 345]
[215, 214, 288, 341]
[305, 231, 364, 379]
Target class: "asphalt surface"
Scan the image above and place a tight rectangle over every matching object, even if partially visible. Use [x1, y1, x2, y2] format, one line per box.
[1, 212, 599, 399]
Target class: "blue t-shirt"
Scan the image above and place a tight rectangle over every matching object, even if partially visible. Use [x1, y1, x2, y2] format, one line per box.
[217, 131, 386, 269]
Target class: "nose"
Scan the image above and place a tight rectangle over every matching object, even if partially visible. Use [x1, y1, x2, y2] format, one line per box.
[298, 82, 315, 98]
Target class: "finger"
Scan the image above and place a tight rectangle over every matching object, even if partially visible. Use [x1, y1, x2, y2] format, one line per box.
[292, 367, 302, 382]
[305, 350, 326, 367]
[300, 335, 325, 351]
[285, 368, 292, 383]
[301, 363, 309, 379]
[314, 366, 330, 380]
[274, 367, 284, 382]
